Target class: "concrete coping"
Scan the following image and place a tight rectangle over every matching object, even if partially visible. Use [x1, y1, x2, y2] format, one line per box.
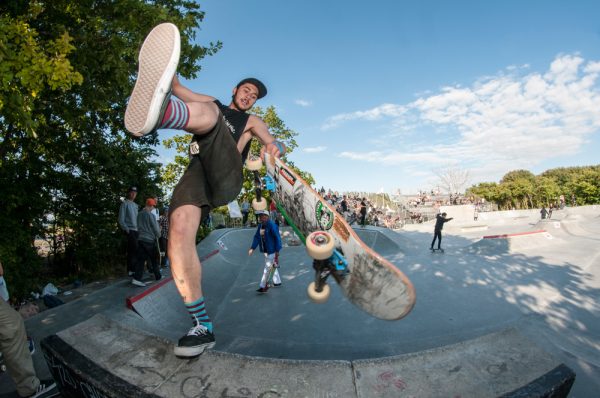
[41, 314, 574, 397]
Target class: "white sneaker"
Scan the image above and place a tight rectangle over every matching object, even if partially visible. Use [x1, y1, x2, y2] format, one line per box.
[29, 379, 58, 398]
[124, 23, 180, 136]
[131, 279, 146, 287]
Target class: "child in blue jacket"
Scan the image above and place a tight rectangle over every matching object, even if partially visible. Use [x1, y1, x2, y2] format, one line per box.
[248, 210, 282, 293]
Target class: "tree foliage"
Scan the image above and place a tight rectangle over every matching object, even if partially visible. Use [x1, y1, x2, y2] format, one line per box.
[467, 165, 600, 210]
[0, 0, 220, 300]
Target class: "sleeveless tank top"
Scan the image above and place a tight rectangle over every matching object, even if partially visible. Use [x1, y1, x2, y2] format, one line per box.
[215, 100, 252, 161]
[189, 100, 252, 161]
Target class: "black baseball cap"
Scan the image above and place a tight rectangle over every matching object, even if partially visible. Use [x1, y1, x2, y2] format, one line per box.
[128, 186, 138, 192]
[236, 78, 267, 99]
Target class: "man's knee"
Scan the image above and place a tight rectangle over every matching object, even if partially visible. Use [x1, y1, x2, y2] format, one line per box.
[169, 206, 201, 245]
[187, 102, 219, 134]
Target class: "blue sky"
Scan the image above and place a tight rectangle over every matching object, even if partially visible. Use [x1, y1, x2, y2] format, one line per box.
[156, 0, 600, 195]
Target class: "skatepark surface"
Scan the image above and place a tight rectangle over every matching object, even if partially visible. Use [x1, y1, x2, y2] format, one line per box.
[1, 206, 598, 397]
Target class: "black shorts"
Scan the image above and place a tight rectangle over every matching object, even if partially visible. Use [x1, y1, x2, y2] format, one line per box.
[169, 112, 243, 214]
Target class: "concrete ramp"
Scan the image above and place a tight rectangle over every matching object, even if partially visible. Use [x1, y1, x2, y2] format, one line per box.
[462, 230, 558, 254]
[41, 314, 574, 398]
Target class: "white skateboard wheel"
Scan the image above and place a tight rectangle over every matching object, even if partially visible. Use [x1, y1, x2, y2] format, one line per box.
[252, 198, 267, 211]
[246, 157, 263, 170]
[307, 281, 330, 303]
[306, 231, 335, 260]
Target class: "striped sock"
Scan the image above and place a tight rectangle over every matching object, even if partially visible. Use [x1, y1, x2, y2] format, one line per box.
[185, 297, 212, 333]
[159, 99, 190, 130]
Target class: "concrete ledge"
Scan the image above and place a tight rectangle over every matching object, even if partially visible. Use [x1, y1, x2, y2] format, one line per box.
[41, 314, 354, 397]
[41, 314, 574, 397]
[352, 328, 574, 397]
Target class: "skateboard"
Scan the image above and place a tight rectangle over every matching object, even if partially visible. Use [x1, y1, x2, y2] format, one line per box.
[247, 154, 415, 320]
[266, 253, 280, 288]
[430, 248, 445, 253]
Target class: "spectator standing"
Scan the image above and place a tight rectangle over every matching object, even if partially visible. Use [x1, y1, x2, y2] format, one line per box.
[540, 206, 548, 220]
[241, 199, 250, 226]
[132, 198, 162, 286]
[158, 207, 170, 268]
[341, 195, 348, 214]
[269, 200, 279, 225]
[118, 186, 139, 276]
[359, 198, 368, 226]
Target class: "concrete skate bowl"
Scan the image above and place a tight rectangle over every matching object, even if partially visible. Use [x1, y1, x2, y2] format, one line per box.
[353, 226, 421, 258]
[558, 205, 600, 237]
[39, 227, 575, 397]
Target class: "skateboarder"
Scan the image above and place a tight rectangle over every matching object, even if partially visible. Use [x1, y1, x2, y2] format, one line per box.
[248, 210, 282, 293]
[124, 23, 285, 358]
[430, 212, 453, 251]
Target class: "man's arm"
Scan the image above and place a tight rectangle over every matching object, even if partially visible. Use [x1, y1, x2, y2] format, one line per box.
[118, 203, 128, 232]
[151, 213, 161, 239]
[249, 229, 261, 254]
[239, 115, 285, 158]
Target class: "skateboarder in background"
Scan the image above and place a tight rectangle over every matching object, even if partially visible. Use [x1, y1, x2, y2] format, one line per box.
[124, 24, 285, 358]
[248, 210, 283, 293]
[430, 212, 453, 251]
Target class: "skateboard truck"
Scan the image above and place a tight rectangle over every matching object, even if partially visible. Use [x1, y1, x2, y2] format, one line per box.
[309, 251, 349, 304]
[306, 231, 349, 303]
[246, 157, 268, 211]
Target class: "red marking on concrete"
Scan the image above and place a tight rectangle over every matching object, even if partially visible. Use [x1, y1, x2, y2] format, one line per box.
[125, 249, 220, 309]
[375, 371, 407, 392]
[483, 230, 546, 239]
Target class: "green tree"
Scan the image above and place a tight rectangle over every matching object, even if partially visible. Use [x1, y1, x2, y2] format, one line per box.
[467, 165, 600, 210]
[534, 176, 561, 207]
[466, 182, 498, 203]
[0, 0, 219, 300]
[567, 168, 600, 205]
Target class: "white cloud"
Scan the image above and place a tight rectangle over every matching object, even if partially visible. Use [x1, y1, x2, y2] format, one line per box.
[322, 103, 407, 130]
[303, 146, 327, 153]
[324, 54, 600, 182]
[295, 99, 312, 107]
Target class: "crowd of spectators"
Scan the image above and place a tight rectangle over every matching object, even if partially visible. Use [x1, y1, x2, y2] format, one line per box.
[315, 187, 490, 230]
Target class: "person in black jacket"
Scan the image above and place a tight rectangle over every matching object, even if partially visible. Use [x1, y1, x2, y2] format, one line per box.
[430, 212, 453, 250]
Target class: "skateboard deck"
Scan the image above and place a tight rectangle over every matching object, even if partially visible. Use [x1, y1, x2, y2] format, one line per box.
[255, 153, 416, 320]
